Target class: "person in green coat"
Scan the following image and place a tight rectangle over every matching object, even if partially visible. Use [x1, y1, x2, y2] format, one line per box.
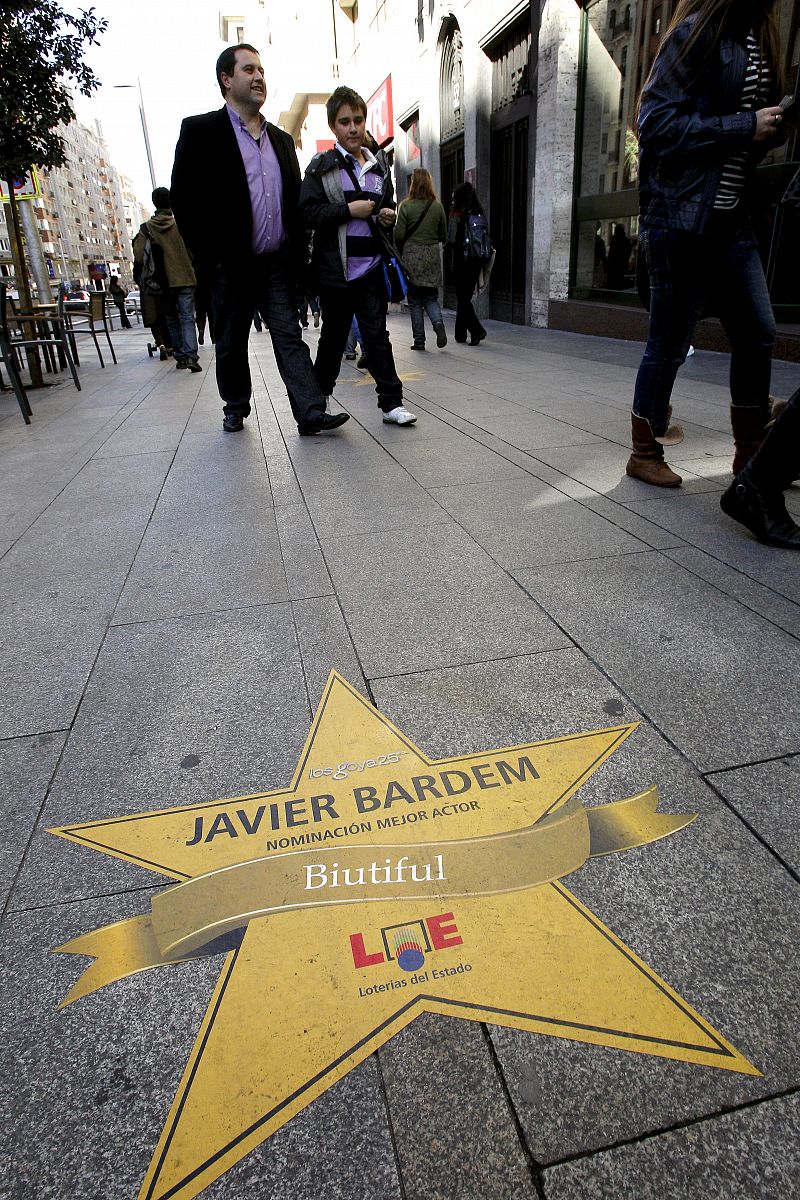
[395, 169, 448, 350]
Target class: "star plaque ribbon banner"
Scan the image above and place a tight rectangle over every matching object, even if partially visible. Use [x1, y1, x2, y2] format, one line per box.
[50, 672, 757, 1200]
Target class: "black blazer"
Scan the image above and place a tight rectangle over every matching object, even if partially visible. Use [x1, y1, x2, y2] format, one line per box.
[170, 106, 307, 281]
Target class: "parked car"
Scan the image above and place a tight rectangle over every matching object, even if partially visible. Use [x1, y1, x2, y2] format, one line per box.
[126, 289, 140, 314]
[65, 289, 91, 303]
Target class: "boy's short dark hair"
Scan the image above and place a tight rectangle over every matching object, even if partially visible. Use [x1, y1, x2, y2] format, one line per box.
[215, 43, 260, 97]
[152, 187, 171, 210]
[326, 86, 367, 127]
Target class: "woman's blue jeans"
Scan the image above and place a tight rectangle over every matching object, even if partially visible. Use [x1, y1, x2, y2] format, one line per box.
[407, 284, 443, 346]
[633, 215, 776, 437]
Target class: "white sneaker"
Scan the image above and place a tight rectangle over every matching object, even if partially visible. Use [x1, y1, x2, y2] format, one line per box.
[383, 405, 417, 425]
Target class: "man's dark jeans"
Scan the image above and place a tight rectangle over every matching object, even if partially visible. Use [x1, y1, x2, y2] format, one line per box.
[316, 266, 402, 412]
[633, 215, 776, 436]
[211, 251, 327, 424]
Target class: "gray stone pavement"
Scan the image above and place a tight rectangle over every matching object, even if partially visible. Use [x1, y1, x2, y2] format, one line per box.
[1, 314, 798, 1200]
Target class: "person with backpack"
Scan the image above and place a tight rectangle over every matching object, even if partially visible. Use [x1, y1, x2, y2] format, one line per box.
[447, 182, 491, 345]
[395, 168, 448, 351]
[132, 187, 202, 373]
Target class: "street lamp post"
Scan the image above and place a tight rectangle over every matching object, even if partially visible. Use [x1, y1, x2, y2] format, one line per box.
[114, 78, 157, 191]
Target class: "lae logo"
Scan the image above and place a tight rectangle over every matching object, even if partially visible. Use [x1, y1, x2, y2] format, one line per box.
[350, 911, 463, 973]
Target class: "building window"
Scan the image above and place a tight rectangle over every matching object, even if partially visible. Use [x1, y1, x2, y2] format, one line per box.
[440, 22, 465, 141]
[487, 14, 532, 114]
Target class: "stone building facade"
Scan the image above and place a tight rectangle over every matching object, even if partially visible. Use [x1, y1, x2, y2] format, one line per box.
[228, 0, 800, 338]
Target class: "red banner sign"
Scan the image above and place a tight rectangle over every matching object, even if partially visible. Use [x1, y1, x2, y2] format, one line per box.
[366, 76, 393, 147]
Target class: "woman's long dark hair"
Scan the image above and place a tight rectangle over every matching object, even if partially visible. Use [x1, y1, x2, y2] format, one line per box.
[451, 181, 484, 216]
[638, 0, 784, 117]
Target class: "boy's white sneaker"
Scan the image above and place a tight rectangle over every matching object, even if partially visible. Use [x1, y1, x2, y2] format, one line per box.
[382, 406, 417, 425]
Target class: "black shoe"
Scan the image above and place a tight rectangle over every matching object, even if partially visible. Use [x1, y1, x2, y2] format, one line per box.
[159, 346, 168, 361]
[298, 411, 350, 436]
[410, 343, 425, 351]
[454, 336, 467, 344]
[356, 354, 367, 369]
[176, 360, 188, 369]
[434, 323, 448, 348]
[188, 362, 202, 373]
[469, 333, 486, 346]
[720, 472, 800, 549]
[301, 321, 309, 327]
[223, 414, 244, 433]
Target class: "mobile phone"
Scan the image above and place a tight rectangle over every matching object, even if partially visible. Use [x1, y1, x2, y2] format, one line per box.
[779, 94, 800, 126]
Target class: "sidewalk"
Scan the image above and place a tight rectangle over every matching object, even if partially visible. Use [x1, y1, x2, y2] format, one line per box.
[1, 314, 798, 1200]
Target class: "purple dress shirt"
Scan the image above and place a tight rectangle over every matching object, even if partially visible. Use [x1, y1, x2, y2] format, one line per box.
[227, 104, 285, 255]
[337, 143, 383, 282]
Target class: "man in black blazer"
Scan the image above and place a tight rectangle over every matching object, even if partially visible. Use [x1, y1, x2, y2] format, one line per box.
[170, 44, 349, 435]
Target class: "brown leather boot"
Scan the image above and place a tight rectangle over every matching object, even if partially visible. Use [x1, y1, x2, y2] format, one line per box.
[730, 403, 770, 475]
[626, 414, 682, 487]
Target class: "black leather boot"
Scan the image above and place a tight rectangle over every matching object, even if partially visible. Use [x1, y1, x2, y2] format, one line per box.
[720, 472, 800, 548]
[720, 388, 800, 548]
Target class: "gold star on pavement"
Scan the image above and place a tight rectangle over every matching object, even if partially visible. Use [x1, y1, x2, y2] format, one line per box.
[50, 672, 757, 1200]
[352, 370, 422, 386]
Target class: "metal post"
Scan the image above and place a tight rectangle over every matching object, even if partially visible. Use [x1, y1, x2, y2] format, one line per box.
[137, 78, 157, 191]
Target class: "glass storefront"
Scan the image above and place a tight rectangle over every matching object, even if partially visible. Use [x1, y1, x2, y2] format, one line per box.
[571, 0, 800, 321]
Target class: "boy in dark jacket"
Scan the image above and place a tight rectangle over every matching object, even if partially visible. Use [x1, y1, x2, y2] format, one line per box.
[299, 86, 417, 426]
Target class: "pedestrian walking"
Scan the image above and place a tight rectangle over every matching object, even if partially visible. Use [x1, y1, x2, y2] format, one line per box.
[343, 315, 361, 360]
[720, 385, 800, 548]
[627, 0, 787, 487]
[299, 85, 418, 427]
[132, 188, 202, 373]
[108, 277, 132, 329]
[299, 293, 321, 328]
[447, 182, 489, 346]
[395, 168, 448, 351]
[170, 44, 347, 436]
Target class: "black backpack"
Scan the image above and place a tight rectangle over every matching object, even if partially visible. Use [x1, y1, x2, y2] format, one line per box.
[134, 224, 169, 295]
[464, 213, 493, 262]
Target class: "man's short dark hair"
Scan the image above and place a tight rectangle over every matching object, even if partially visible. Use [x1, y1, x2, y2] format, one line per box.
[326, 86, 367, 127]
[216, 43, 260, 97]
[152, 187, 171, 210]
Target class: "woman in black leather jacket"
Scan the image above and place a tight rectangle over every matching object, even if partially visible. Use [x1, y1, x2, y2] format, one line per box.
[626, 0, 787, 488]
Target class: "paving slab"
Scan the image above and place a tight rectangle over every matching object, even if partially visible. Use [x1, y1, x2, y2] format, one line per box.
[626, 490, 800, 604]
[664, 545, 800, 639]
[707, 756, 800, 876]
[429, 476, 648, 569]
[7, 605, 310, 910]
[516, 551, 800, 772]
[0, 892, 401, 1200]
[0, 733, 66, 909]
[379, 1014, 536, 1200]
[384, 436, 529, 488]
[113, 433, 287, 624]
[274, 504, 334, 600]
[541, 1094, 800, 1200]
[323, 523, 570, 676]
[0, 453, 173, 739]
[305, 473, 451, 539]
